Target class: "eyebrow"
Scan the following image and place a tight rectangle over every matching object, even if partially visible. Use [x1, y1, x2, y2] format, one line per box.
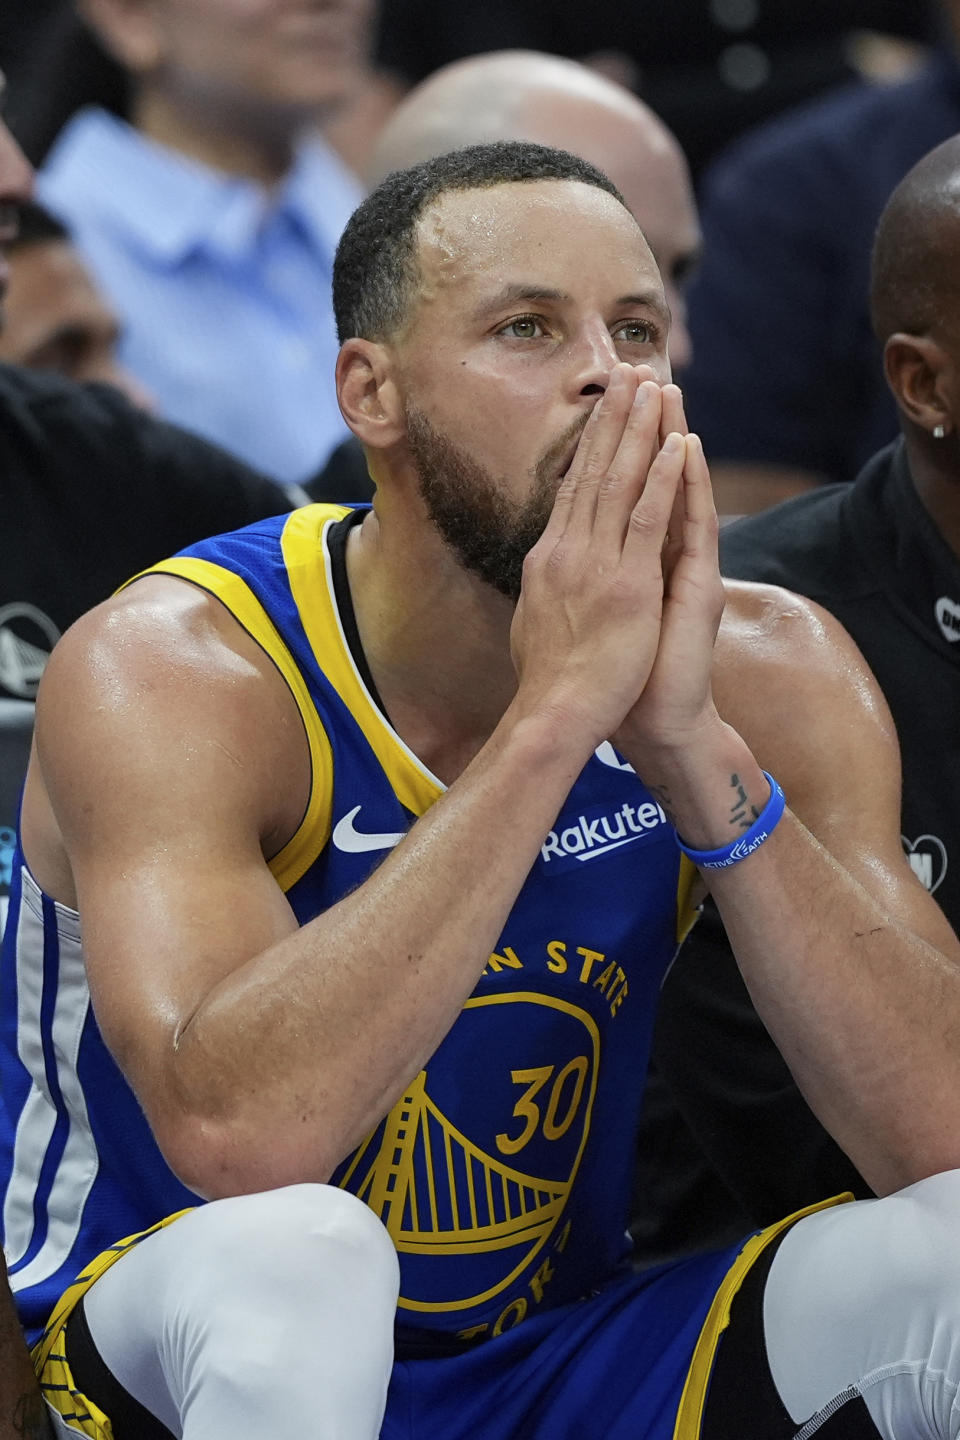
[473, 284, 568, 316]
[473, 283, 671, 327]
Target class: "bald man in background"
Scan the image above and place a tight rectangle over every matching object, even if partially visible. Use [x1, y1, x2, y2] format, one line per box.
[309, 50, 702, 504]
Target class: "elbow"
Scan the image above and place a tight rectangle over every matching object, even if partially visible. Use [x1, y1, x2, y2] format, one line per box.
[152, 1112, 340, 1200]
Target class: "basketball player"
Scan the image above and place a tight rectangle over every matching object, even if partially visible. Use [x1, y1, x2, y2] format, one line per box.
[7, 143, 960, 1439]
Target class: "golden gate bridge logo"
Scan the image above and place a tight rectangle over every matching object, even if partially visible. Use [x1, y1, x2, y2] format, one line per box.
[338, 992, 600, 1312]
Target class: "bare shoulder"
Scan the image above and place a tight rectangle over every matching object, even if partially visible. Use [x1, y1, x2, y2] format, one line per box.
[29, 575, 309, 880]
[713, 580, 900, 810]
[37, 573, 298, 757]
[42, 572, 269, 691]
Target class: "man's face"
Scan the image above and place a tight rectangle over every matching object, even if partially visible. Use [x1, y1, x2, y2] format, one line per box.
[0, 100, 35, 326]
[0, 239, 147, 405]
[127, 0, 373, 115]
[391, 179, 671, 598]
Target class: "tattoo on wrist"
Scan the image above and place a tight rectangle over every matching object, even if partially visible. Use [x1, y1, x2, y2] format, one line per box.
[647, 783, 676, 824]
[729, 772, 760, 833]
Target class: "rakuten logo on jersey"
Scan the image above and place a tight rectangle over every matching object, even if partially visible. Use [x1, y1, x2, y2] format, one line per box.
[540, 800, 669, 872]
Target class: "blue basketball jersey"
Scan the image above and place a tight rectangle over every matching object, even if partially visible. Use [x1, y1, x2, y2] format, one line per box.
[0, 504, 698, 1347]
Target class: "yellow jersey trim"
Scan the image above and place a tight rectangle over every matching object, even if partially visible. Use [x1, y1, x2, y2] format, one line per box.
[123, 555, 334, 892]
[281, 507, 445, 820]
[33, 1209, 195, 1438]
[676, 855, 699, 943]
[672, 1191, 854, 1439]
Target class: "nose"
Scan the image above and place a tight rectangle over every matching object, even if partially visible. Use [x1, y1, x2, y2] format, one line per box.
[569, 322, 622, 398]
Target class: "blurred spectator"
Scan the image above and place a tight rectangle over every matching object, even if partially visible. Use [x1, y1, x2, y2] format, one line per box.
[35, 0, 373, 486]
[0, 198, 147, 405]
[373, 0, 933, 177]
[681, 0, 960, 515]
[0, 84, 290, 704]
[634, 133, 960, 1263]
[3, 4, 129, 164]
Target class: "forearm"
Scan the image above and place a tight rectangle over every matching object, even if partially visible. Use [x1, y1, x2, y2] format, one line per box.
[166, 706, 596, 1196]
[708, 816, 960, 1195]
[621, 723, 960, 1195]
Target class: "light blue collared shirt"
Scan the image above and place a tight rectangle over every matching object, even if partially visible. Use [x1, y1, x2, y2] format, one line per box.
[39, 108, 364, 484]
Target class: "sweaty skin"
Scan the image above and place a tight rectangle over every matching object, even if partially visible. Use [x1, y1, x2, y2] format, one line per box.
[21, 179, 960, 1218]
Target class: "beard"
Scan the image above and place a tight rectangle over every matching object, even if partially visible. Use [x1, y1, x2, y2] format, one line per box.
[405, 404, 582, 601]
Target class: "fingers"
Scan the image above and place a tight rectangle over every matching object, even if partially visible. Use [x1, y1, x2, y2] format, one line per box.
[621, 431, 686, 565]
[589, 380, 665, 548]
[681, 432, 719, 557]
[537, 369, 684, 560]
[534, 392, 606, 549]
[659, 384, 688, 446]
[562, 364, 642, 538]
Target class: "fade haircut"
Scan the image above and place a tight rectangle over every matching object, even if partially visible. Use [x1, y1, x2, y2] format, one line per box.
[871, 135, 960, 344]
[332, 141, 627, 344]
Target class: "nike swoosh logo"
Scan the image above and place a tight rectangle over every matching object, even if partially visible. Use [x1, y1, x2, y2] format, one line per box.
[332, 805, 406, 854]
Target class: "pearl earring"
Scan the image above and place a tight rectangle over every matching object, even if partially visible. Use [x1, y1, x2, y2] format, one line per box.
[933, 424, 946, 439]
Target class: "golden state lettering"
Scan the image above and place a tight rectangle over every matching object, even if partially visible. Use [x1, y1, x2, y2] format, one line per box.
[486, 939, 629, 1019]
[540, 799, 668, 867]
[456, 1218, 573, 1340]
[336, 994, 600, 1316]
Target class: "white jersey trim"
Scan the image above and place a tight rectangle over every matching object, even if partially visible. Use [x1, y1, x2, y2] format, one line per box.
[5, 866, 99, 1292]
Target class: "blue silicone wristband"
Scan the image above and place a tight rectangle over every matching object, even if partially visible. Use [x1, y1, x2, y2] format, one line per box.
[675, 772, 786, 870]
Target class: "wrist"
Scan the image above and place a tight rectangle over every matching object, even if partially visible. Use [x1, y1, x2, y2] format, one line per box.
[504, 685, 610, 764]
[620, 719, 770, 852]
[676, 773, 784, 869]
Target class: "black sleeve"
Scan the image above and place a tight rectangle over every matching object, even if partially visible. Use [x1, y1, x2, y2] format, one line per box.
[117, 394, 291, 543]
[0, 369, 290, 636]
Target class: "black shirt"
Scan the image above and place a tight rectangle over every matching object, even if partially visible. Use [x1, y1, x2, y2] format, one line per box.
[1, 364, 290, 700]
[632, 440, 960, 1259]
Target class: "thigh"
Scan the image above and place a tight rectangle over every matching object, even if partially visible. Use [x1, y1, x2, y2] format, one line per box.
[384, 1247, 740, 1440]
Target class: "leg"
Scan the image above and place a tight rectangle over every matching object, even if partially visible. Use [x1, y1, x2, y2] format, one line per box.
[762, 1169, 960, 1438]
[72, 1184, 398, 1439]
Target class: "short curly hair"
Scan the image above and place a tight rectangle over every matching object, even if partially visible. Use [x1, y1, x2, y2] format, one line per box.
[332, 141, 627, 344]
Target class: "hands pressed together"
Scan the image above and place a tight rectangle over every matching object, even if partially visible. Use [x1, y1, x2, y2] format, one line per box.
[510, 364, 725, 763]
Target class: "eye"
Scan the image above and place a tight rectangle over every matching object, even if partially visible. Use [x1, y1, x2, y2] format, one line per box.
[613, 320, 658, 346]
[498, 315, 544, 339]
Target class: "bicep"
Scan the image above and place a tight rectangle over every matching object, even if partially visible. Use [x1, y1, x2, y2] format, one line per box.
[718, 590, 957, 950]
[32, 589, 306, 1109]
[74, 825, 299, 1102]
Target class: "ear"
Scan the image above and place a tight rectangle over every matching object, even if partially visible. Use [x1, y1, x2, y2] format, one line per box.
[336, 339, 406, 450]
[884, 332, 955, 439]
[78, 0, 164, 72]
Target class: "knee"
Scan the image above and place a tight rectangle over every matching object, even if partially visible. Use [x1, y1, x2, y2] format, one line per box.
[876, 1168, 960, 1300]
[179, 1184, 399, 1301]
